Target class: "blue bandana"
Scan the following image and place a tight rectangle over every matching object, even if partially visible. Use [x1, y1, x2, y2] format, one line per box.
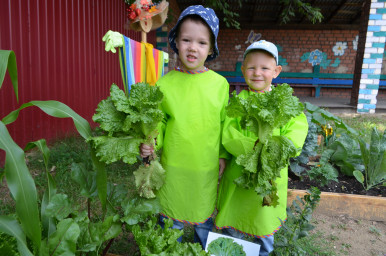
[168, 5, 219, 61]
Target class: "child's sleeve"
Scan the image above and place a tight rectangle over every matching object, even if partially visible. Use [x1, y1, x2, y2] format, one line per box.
[280, 112, 309, 156]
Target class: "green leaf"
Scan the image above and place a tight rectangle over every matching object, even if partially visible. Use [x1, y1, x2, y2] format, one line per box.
[77, 215, 121, 252]
[90, 146, 108, 215]
[0, 50, 18, 101]
[45, 194, 73, 221]
[24, 139, 57, 237]
[24, 139, 50, 170]
[2, 101, 92, 140]
[0, 215, 33, 256]
[47, 218, 80, 256]
[92, 96, 126, 133]
[0, 121, 42, 249]
[207, 237, 246, 256]
[71, 163, 98, 198]
[91, 135, 142, 164]
[133, 160, 166, 198]
[353, 170, 364, 184]
[121, 197, 161, 225]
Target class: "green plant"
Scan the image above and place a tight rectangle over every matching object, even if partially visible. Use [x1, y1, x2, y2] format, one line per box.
[272, 187, 321, 255]
[89, 83, 166, 199]
[369, 226, 382, 237]
[307, 163, 338, 186]
[279, 0, 323, 24]
[290, 114, 319, 176]
[207, 237, 246, 256]
[354, 127, 386, 190]
[302, 102, 364, 186]
[296, 231, 337, 256]
[131, 216, 209, 255]
[226, 84, 304, 206]
[0, 50, 161, 255]
[0, 232, 18, 256]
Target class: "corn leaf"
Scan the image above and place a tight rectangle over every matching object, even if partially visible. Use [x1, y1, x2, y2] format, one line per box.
[25, 140, 57, 237]
[0, 121, 41, 249]
[0, 215, 33, 256]
[0, 50, 18, 102]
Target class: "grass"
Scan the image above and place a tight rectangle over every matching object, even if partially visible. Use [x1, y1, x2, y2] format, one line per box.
[1, 113, 384, 255]
[337, 113, 386, 142]
[338, 114, 385, 132]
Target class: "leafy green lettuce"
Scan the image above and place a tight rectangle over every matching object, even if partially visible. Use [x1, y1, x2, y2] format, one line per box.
[89, 83, 165, 198]
[227, 84, 304, 144]
[132, 217, 209, 255]
[227, 84, 304, 206]
[207, 237, 246, 256]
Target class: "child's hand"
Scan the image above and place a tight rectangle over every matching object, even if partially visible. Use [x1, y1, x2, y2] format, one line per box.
[140, 143, 154, 158]
[219, 158, 226, 178]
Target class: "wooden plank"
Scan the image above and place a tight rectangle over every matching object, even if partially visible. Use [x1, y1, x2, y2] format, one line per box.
[288, 189, 386, 222]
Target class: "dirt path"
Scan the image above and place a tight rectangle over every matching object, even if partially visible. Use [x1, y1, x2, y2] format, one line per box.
[311, 213, 386, 256]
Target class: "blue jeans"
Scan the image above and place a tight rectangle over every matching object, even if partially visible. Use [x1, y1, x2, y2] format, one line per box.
[159, 215, 214, 249]
[222, 228, 274, 256]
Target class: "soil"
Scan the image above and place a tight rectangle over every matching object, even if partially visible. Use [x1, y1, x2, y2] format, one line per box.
[287, 168, 386, 256]
[288, 170, 386, 197]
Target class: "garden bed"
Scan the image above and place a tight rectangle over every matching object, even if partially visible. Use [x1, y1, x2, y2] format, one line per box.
[288, 172, 385, 221]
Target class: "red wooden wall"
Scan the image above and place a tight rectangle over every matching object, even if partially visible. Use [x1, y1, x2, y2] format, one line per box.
[0, 0, 155, 156]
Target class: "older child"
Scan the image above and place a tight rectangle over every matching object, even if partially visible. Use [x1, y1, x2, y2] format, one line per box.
[215, 40, 308, 255]
[140, 5, 229, 249]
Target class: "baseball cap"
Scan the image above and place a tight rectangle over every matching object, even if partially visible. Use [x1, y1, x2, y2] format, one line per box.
[168, 5, 219, 61]
[244, 40, 279, 64]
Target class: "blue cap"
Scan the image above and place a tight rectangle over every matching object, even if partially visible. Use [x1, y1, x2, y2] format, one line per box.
[168, 5, 219, 61]
[244, 40, 279, 64]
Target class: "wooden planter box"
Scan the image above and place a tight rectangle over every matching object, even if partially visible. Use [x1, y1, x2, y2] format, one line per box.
[288, 189, 386, 222]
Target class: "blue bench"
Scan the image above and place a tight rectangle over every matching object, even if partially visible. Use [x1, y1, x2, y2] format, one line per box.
[217, 64, 386, 97]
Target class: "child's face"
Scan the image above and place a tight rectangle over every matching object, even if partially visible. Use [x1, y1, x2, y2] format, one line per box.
[241, 51, 282, 92]
[175, 19, 213, 72]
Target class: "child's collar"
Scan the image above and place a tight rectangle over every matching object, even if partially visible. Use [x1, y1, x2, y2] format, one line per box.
[174, 66, 209, 74]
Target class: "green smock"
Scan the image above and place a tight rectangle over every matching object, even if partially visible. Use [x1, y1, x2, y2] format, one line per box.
[215, 89, 308, 237]
[155, 68, 229, 224]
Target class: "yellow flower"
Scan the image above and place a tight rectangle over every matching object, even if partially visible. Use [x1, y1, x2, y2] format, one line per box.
[321, 124, 333, 136]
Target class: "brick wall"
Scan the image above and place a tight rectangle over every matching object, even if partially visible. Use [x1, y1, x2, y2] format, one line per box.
[215, 29, 359, 74]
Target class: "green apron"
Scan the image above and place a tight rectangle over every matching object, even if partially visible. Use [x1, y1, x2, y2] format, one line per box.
[156, 69, 229, 224]
[215, 89, 308, 237]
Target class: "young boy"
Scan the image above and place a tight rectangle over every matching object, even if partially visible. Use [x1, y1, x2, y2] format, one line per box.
[215, 40, 308, 255]
[140, 5, 229, 249]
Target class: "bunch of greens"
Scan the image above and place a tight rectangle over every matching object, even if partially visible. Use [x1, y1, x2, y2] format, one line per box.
[132, 217, 209, 255]
[207, 237, 246, 256]
[227, 84, 304, 207]
[89, 83, 165, 198]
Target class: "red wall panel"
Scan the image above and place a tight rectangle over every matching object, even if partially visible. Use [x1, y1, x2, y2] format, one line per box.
[0, 0, 155, 153]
